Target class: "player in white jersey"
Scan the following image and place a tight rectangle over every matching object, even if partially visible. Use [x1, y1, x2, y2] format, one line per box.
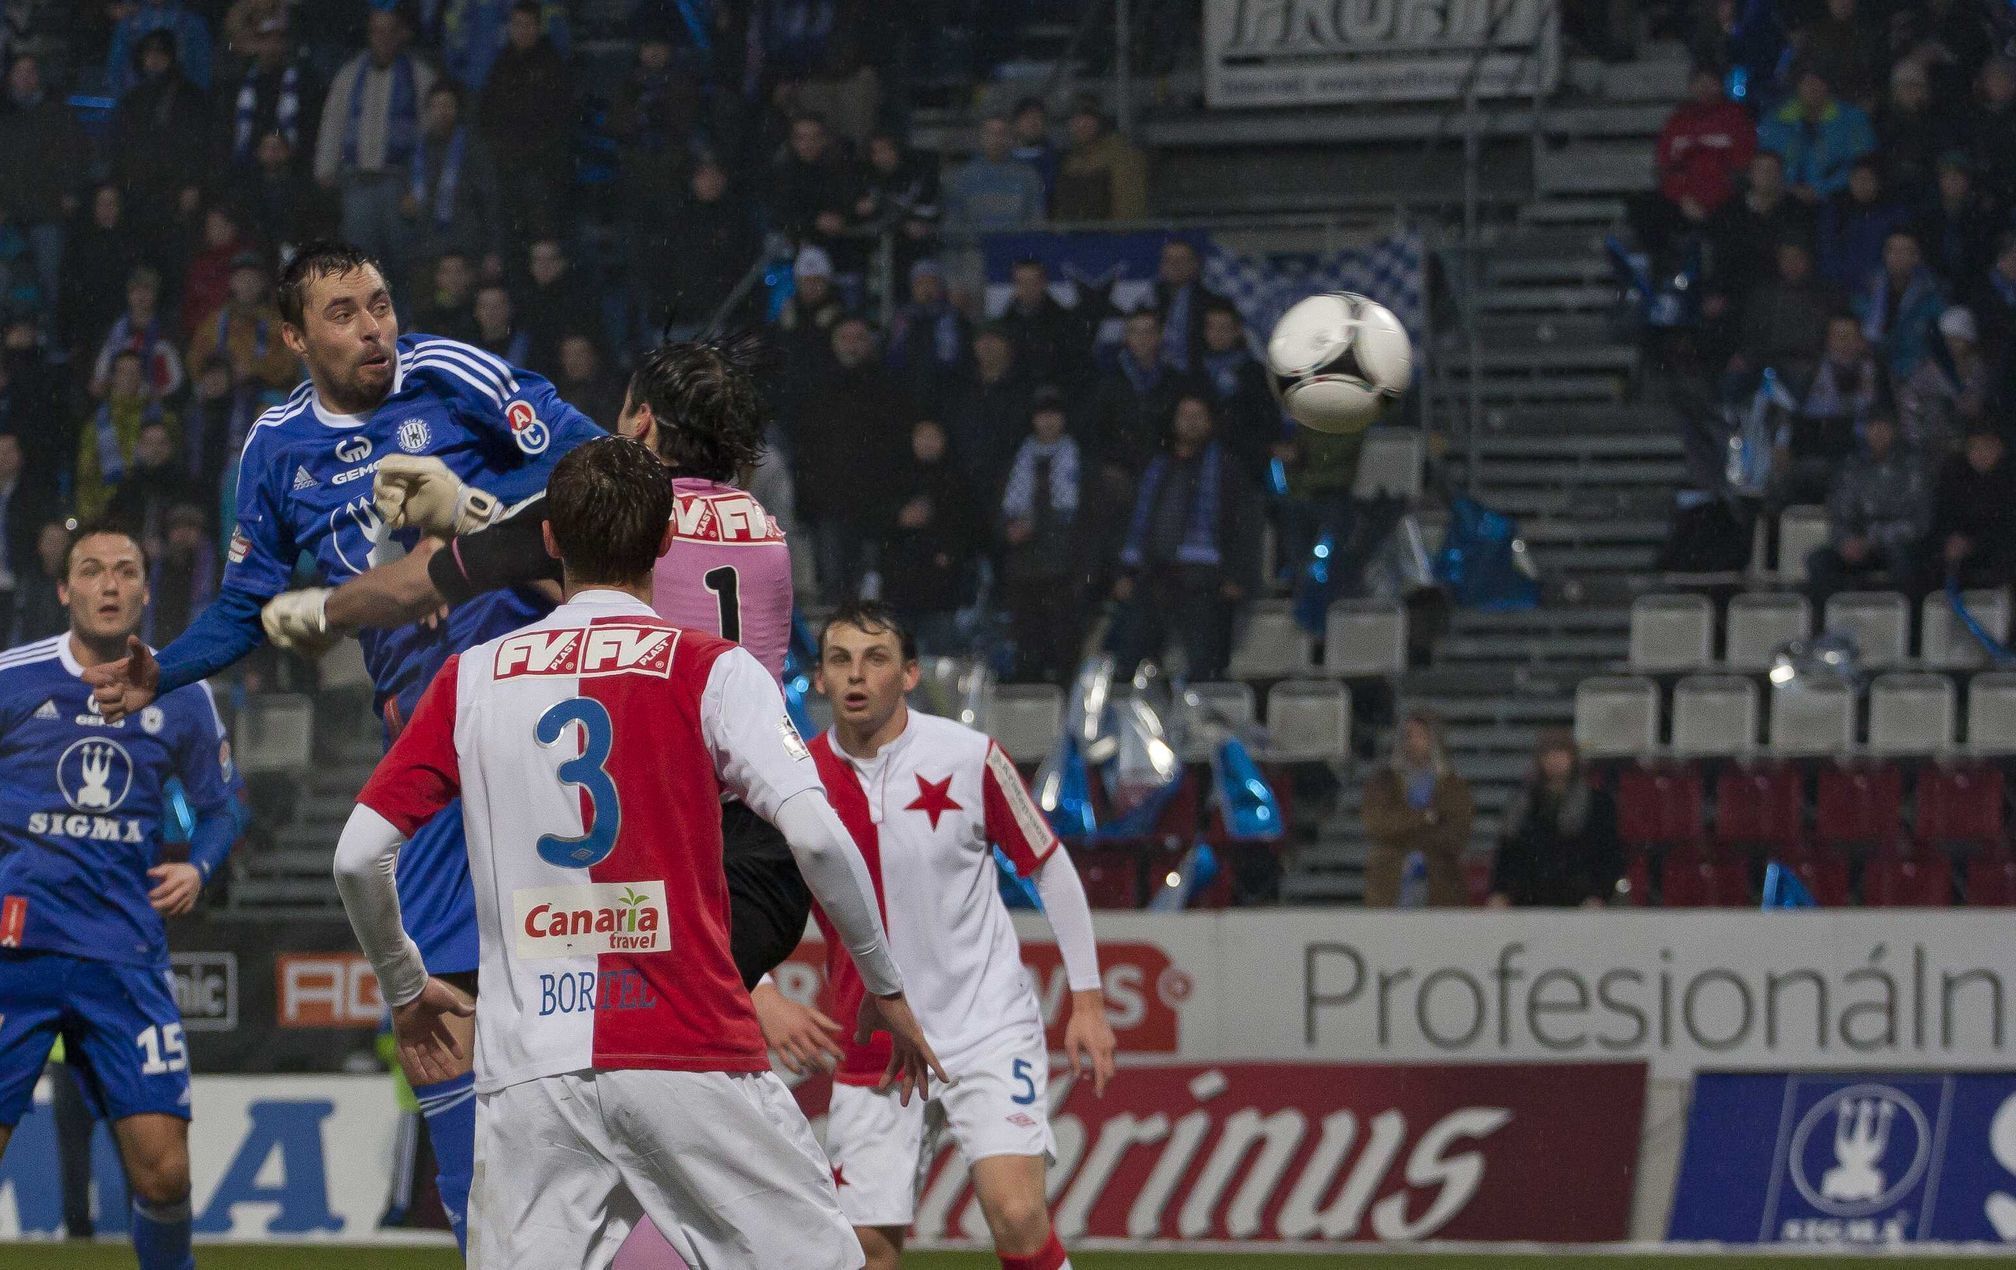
[332, 438, 946, 1269]
[771, 601, 1115, 1270]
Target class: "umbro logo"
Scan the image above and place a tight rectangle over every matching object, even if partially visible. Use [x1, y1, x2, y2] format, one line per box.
[34, 700, 57, 720]
[292, 466, 318, 491]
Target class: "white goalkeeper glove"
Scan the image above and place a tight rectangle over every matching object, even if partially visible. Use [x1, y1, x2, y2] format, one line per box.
[373, 455, 501, 537]
[261, 587, 343, 656]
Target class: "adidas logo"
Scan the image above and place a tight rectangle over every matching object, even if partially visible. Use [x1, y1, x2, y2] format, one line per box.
[292, 466, 318, 491]
[34, 700, 57, 720]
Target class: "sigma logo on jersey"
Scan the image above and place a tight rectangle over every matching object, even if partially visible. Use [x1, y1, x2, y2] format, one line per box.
[513, 881, 669, 959]
[398, 418, 431, 453]
[672, 493, 783, 544]
[57, 738, 133, 813]
[494, 624, 678, 680]
[505, 400, 550, 455]
[334, 435, 372, 464]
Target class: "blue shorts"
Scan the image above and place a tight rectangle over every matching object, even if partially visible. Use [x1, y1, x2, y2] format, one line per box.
[0, 949, 190, 1127]
[400, 799, 478, 976]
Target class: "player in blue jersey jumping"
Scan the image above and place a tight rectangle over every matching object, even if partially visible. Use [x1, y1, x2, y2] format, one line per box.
[0, 524, 239, 1270]
[86, 241, 603, 1251]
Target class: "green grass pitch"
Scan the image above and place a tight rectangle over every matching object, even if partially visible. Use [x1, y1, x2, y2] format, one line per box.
[5, 1248, 2012, 1268]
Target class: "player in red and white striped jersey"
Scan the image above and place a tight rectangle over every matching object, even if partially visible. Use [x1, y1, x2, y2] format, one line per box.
[762, 601, 1115, 1270]
[332, 438, 945, 1269]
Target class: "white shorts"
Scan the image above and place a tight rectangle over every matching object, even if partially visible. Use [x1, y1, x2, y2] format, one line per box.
[823, 1025, 1054, 1228]
[470, 1067, 863, 1270]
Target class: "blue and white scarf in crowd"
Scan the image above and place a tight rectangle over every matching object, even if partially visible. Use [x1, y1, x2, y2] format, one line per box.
[92, 398, 166, 490]
[342, 53, 419, 172]
[1161, 283, 1195, 369]
[1120, 442, 1226, 569]
[410, 127, 468, 228]
[1001, 436, 1080, 521]
[1200, 347, 1248, 400]
[1118, 347, 1165, 395]
[234, 62, 300, 161]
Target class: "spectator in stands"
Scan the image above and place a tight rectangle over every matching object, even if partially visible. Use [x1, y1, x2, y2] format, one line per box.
[1982, 232, 2016, 403]
[941, 115, 1046, 234]
[1806, 409, 1931, 602]
[1196, 302, 1279, 485]
[181, 205, 254, 341]
[0, 55, 86, 309]
[1000, 388, 1086, 684]
[943, 325, 1032, 496]
[1691, 0, 1788, 105]
[91, 266, 183, 402]
[76, 350, 174, 521]
[62, 186, 148, 362]
[519, 237, 599, 378]
[880, 419, 980, 655]
[1054, 93, 1148, 222]
[1088, 309, 1187, 480]
[415, 251, 480, 343]
[479, 0, 574, 245]
[1965, 57, 2016, 211]
[848, 130, 940, 278]
[1108, 393, 1262, 682]
[789, 315, 911, 601]
[777, 35, 881, 150]
[555, 334, 623, 428]
[1929, 420, 2016, 588]
[1895, 0, 1992, 108]
[1151, 239, 1227, 372]
[0, 430, 44, 642]
[1899, 306, 1992, 456]
[769, 113, 852, 249]
[1488, 732, 1621, 909]
[471, 281, 529, 365]
[773, 245, 847, 374]
[246, 130, 324, 249]
[444, 0, 570, 93]
[1858, 229, 1948, 382]
[143, 502, 216, 645]
[1759, 68, 1876, 204]
[609, 26, 699, 233]
[997, 257, 1092, 389]
[1817, 159, 1908, 289]
[1798, 0, 1881, 107]
[1919, 154, 1997, 293]
[0, 313, 71, 490]
[885, 259, 971, 407]
[403, 83, 505, 290]
[188, 252, 295, 393]
[1276, 416, 1364, 594]
[11, 519, 69, 643]
[1776, 313, 1880, 504]
[1731, 239, 1838, 382]
[1362, 712, 1473, 909]
[1708, 151, 1815, 307]
[220, 11, 320, 177]
[655, 158, 762, 332]
[109, 420, 184, 555]
[107, 0, 212, 98]
[182, 355, 260, 507]
[112, 30, 210, 228]
[316, 6, 438, 266]
[1876, 60, 1948, 203]
[1011, 97, 1058, 208]
[1645, 64, 1757, 253]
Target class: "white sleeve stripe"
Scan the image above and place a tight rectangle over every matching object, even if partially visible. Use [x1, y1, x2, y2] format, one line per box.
[985, 743, 1054, 858]
[405, 356, 506, 410]
[195, 680, 228, 739]
[415, 339, 520, 394]
[410, 342, 513, 396]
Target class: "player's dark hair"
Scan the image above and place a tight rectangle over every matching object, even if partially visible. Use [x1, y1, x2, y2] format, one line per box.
[546, 436, 674, 585]
[626, 333, 770, 482]
[819, 600, 917, 664]
[277, 240, 387, 328]
[62, 519, 148, 579]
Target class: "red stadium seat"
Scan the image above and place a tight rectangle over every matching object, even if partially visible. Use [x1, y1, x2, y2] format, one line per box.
[1715, 762, 1804, 849]
[1772, 843, 1851, 907]
[1862, 841, 1955, 907]
[1965, 847, 2016, 906]
[1618, 848, 1653, 906]
[1815, 762, 1903, 849]
[1071, 846, 1145, 909]
[1916, 763, 2006, 849]
[1616, 764, 1705, 848]
[1659, 842, 1751, 907]
[1464, 854, 1495, 906]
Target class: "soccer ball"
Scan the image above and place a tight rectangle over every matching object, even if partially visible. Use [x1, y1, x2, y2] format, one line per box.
[1265, 292, 1413, 435]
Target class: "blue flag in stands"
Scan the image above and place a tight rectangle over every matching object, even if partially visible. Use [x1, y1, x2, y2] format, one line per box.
[1762, 860, 1818, 908]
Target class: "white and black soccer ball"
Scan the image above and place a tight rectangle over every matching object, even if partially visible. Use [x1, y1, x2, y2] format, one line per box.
[1265, 292, 1414, 435]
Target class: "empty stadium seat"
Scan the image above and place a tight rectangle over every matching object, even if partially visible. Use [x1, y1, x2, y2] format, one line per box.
[1822, 591, 1910, 667]
[1574, 675, 1659, 758]
[318, 639, 371, 692]
[1769, 678, 1856, 756]
[1776, 506, 1829, 581]
[1628, 593, 1713, 673]
[1660, 843, 1751, 907]
[1671, 675, 1760, 757]
[1772, 843, 1852, 907]
[1072, 847, 1145, 908]
[1616, 764, 1706, 848]
[234, 695, 314, 772]
[1228, 601, 1313, 679]
[1965, 848, 2016, 906]
[1618, 848, 1653, 906]
[1177, 682, 1257, 761]
[1352, 428, 1425, 500]
[1815, 762, 1903, 849]
[1261, 680, 1350, 764]
[1862, 841, 1954, 906]
[1323, 599, 1407, 677]
[1966, 673, 2016, 754]
[1865, 672, 1957, 755]
[1917, 762, 2006, 849]
[1724, 592, 1811, 671]
[1715, 762, 1804, 849]
[1920, 589, 2011, 669]
[991, 683, 1063, 764]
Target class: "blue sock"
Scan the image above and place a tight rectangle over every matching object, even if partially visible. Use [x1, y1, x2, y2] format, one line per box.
[414, 1072, 477, 1254]
[130, 1196, 194, 1270]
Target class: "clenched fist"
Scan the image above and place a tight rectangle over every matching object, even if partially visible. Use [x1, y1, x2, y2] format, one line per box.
[373, 455, 501, 537]
[261, 587, 342, 655]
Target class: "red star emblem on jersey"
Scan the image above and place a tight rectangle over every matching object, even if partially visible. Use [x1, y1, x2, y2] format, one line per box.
[906, 773, 962, 829]
[831, 1164, 849, 1188]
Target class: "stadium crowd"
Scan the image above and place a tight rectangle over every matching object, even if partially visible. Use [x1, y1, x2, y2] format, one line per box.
[1642, 0, 2016, 601]
[0, 0, 1346, 691]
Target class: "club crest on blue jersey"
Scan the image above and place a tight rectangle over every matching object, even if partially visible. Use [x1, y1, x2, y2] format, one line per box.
[58, 738, 134, 813]
[398, 418, 432, 452]
[140, 706, 164, 735]
[506, 400, 550, 455]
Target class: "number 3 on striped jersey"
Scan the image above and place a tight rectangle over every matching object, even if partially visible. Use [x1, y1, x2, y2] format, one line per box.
[534, 698, 621, 868]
